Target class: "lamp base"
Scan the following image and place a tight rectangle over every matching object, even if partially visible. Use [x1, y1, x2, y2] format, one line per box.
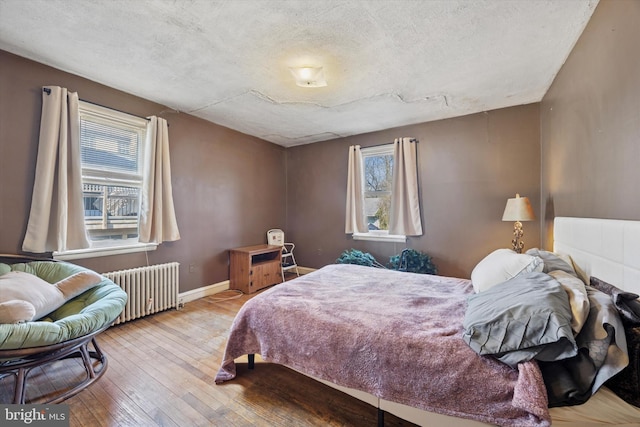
[511, 221, 525, 254]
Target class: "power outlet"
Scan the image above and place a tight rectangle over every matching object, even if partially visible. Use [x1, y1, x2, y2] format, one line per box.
[188, 263, 195, 273]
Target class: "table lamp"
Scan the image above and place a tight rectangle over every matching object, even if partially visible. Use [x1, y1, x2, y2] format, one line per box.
[502, 193, 535, 253]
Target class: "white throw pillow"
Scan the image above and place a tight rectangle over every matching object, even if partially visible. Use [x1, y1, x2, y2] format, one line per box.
[0, 270, 102, 323]
[471, 248, 544, 293]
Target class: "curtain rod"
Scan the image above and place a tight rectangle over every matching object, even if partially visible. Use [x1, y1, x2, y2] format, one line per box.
[360, 138, 418, 149]
[43, 87, 151, 122]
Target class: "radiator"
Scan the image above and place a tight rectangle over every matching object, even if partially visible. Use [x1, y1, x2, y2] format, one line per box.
[104, 262, 180, 325]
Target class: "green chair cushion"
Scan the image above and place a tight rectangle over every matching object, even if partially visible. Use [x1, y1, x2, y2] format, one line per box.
[0, 261, 127, 350]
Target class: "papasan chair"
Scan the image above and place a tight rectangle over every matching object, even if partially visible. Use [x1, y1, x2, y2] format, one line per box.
[0, 254, 127, 404]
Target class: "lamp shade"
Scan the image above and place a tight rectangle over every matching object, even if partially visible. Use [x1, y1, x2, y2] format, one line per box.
[502, 193, 535, 221]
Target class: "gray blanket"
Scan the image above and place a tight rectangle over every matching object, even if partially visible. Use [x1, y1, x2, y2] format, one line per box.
[463, 272, 578, 368]
[215, 264, 551, 426]
[462, 271, 629, 407]
[540, 285, 629, 406]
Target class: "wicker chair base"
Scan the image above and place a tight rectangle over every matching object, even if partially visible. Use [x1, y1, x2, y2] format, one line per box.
[0, 324, 110, 404]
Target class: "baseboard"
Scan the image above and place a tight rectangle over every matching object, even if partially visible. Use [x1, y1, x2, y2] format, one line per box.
[179, 280, 230, 306]
[296, 266, 316, 275]
[178, 266, 318, 306]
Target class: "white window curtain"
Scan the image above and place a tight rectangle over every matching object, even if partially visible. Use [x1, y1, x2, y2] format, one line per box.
[345, 145, 367, 234]
[389, 137, 423, 236]
[139, 116, 181, 243]
[22, 86, 90, 253]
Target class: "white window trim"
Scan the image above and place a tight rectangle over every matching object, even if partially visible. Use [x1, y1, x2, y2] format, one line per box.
[80, 101, 149, 130]
[352, 232, 406, 243]
[53, 101, 150, 260]
[356, 144, 406, 243]
[54, 242, 158, 261]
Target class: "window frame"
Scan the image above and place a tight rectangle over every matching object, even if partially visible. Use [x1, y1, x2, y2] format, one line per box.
[53, 102, 157, 260]
[353, 144, 406, 243]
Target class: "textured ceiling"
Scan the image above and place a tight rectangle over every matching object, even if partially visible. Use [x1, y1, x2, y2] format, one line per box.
[0, 0, 598, 147]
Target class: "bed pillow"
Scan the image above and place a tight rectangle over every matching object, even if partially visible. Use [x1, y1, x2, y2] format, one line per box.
[549, 270, 590, 335]
[463, 271, 577, 368]
[589, 276, 640, 326]
[525, 248, 577, 277]
[470, 248, 544, 293]
[0, 270, 103, 323]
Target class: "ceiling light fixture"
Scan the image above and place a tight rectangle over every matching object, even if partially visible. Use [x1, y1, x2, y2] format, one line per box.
[289, 66, 327, 88]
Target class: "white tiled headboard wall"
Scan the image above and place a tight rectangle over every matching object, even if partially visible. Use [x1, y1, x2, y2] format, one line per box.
[554, 217, 640, 295]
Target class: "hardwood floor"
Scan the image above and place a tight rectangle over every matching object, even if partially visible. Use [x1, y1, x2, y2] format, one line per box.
[1, 287, 417, 427]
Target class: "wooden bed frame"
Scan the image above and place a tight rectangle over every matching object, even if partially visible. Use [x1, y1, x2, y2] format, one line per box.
[249, 217, 640, 426]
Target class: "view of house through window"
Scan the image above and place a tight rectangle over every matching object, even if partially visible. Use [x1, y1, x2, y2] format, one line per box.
[79, 101, 147, 248]
[362, 144, 394, 233]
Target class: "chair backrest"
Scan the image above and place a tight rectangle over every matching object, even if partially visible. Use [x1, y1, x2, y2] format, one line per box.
[267, 229, 285, 247]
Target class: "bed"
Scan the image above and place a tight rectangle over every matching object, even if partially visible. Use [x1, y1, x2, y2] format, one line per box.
[215, 217, 640, 426]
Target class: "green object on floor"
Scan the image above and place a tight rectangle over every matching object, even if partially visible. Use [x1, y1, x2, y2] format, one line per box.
[388, 248, 438, 275]
[335, 249, 385, 268]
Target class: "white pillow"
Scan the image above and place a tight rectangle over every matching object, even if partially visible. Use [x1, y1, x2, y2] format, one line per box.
[471, 248, 544, 293]
[548, 270, 590, 335]
[0, 270, 102, 323]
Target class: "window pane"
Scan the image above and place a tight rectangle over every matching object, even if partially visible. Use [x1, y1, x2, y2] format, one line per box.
[364, 154, 393, 193]
[83, 183, 139, 241]
[365, 195, 391, 230]
[75, 101, 147, 251]
[363, 153, 393, 231]
[80, 118, 141, 174]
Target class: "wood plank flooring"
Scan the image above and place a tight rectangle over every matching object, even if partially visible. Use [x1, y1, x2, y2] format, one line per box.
[0, 288, 417, 427]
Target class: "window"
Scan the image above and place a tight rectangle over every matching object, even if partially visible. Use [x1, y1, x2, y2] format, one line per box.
[55, 102, 155, 259]
[355, 144, 405, 242]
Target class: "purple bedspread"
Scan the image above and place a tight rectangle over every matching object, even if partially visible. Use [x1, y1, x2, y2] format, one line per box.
[215, 264, 550, 426]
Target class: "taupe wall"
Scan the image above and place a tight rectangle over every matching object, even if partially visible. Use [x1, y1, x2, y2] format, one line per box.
[4, 1, 634, 289]
[0, 50, 286, 293]
[287, 104, 541, 279]
[540, 0, 640, 249]
[1, 47, 543, 288]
